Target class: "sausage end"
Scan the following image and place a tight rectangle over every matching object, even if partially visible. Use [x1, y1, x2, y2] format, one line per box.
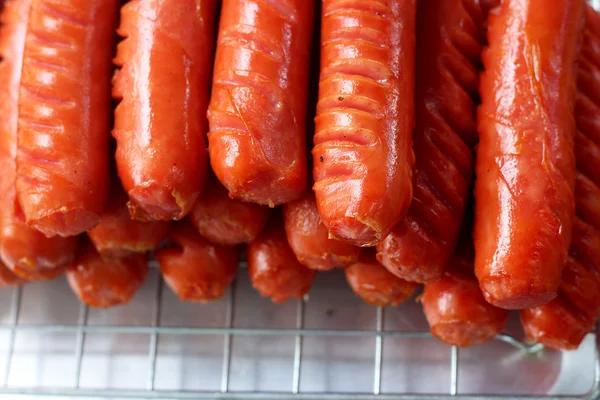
[28, 209, 101, 238]
[479, 276, 558, 309]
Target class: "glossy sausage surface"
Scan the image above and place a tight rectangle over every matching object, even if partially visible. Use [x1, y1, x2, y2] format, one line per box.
[66, 242, 148, 308]
[16, 0, 118, 237]
[313, 0, 416, 246]
[88, 186, 169, 258]
[345, 251, 418, 307]
[113, 0, 217, 221]
[422, 239, 508, 347]
[376, 0, 487, 283]
[207, 0, 314, 206]
[156, 219, 238, 302]
[190, 175, 270, 246]
[520, 7, 600, 350]
[0, 261, 25, 288]
[474, 0, 584, 309]
[0, 0, 78, 280]
[247, 214, 316, 303]
[283, 191, 361, 270]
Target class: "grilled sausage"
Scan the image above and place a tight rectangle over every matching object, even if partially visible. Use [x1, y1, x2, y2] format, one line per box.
[376, 0, 488, 283]
[207, 0, 314, 206]
[283, 191, 361, 270]
[16, 0, 118, 237]
[156, 219, 238, 302]
[346, 251, 418, 307]
[520, 7, 600, 350]
[422, 238, 509, 347]
[66, 241, 148, 308]
[247, 213, 316, 303]
[113, 0, 217, 221]
[88, 185, 169, 258]
[474, 0, 584, 309]
[313, 0, 416, 246]
[189, 175, 270, 246]
[0, 0, 78, 280]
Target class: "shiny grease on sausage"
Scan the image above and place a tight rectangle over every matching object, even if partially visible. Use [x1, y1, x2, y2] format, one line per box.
[313, 0, 416, 247]
[474, 0, 584, 309]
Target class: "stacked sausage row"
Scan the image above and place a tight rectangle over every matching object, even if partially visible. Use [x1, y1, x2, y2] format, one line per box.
[0, 0, 599, 351]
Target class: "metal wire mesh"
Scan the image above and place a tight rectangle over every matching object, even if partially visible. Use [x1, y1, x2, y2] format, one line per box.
[0, 265, 596, 400]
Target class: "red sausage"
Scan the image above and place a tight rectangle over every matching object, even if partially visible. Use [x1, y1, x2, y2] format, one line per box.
[88, 186, 169, 258]
[474, 0, 584, 309]
[189, 175, 270, 246]
[0, 262, 25, 288]
[156, 219, 238, 302]
[113, 0, 217, 221]
[422, 239, 509, 347]
[345, 251, 418, 307]
[207, 0, 314, 206]
[15, 0, 118, 237]
[376, 0, 489, 283]
[313, 0, 416, 246]
[520, 7, 600, 350]
[247, 214, 316, 303]
[66, 242, 148, 308]
[0, 0, 78, 280]
[283, 191, 361, 270]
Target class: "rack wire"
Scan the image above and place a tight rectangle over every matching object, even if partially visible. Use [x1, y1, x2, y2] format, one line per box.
[0, 266, 597, 400]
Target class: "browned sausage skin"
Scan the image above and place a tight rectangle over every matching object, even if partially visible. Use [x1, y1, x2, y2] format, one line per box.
[156, 219, 238, 302]
[313, 0, 416, 247]
[474, 0, 584, 309]
[422, 238, 508, 347]
[346, 251, 418, 307]
[247, 213, 316, 303]
[520, 6, 600, 350]
[283, 191, 361, 271]
[376, 0, 489, 283]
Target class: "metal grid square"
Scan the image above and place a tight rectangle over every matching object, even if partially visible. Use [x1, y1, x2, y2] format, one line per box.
[0, 267, 596, 400]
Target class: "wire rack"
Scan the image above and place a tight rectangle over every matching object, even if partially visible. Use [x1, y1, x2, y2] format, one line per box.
[0, 265, 596, 400]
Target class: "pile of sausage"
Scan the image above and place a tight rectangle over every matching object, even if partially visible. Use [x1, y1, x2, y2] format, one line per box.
[0, 0, 598, 352]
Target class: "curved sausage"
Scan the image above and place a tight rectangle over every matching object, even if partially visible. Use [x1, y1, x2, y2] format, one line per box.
[113, 0, 217, 221]
[474, 0, 584, 309]
[283, 191, 361, 270]
[156, 219, 238, 302]
[207, 0, 314, 206]
[520, 7, 600, 350]
[345, 251, 418, 307]
[189, 175, 270, 246]
[376, 0, 488, 283]
[66, 241, 148, 308]
[15, 0, 118, 237]
[422, 239, 509, 347]
[0, 0, 78, 280]
[247, 214, 316, 303]
[88, 185, 169, 258]
[313, 0, 416, 247]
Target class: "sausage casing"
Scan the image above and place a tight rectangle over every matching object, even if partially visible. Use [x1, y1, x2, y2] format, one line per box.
[345, 251, 418, 307]
[313, 0, 416, 246]
[520, 7, 600, 350]
[283, 191, 361, 270]
[207, 0, 314, 206]
[16, 0, 118, 237]
[66, 241, 148, 308]
[247, 214, 316, 303]
[189, 175, 270, 246]
[88, 185, 169, 258]
[113, 0, 217, 221]
[376, 0, 488, 283]
[0, 0, 78, 280]
[422, 239, 509, 347]
[474, 0, 584, 309]
[156, 219, 238, 302]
